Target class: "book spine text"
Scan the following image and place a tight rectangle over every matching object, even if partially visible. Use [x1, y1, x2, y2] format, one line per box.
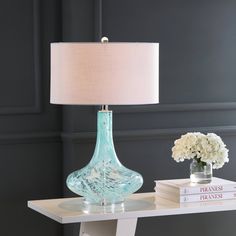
[180, 185, 236, 195]
[180, 192, 236, 203]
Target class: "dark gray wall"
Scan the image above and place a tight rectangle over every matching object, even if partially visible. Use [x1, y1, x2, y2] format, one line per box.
[0, 0, 62, 236]
[62, 0, 236, 236]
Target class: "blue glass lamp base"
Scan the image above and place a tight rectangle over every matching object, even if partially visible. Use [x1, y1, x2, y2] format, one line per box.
[66, 110, 143, 205]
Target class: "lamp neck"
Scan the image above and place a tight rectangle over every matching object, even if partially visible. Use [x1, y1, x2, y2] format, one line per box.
[101, 105, 109, 111]
[97, 110, 113, 138]
[90, 110, 120, 165]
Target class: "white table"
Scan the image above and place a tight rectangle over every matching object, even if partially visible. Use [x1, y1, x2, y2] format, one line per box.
[28, 192, 236, 236]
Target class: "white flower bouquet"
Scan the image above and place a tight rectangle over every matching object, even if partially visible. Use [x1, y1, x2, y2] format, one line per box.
[172, 132, 229, 169]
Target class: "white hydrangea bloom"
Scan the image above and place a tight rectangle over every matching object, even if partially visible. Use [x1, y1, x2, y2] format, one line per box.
[172, 132, 229, 169]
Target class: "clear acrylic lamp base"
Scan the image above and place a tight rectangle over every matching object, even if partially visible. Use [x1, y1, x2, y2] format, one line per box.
[66, 110, 143, 206]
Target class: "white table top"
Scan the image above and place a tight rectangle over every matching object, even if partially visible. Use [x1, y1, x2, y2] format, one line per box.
[28, 192, 236, 224]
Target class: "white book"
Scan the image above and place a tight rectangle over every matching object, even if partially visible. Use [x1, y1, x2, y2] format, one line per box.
[154, 177, 236, 195]
[155, 189, 236, 203]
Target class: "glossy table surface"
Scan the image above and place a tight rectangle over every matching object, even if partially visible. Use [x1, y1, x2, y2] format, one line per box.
[28, 192, 236, 224]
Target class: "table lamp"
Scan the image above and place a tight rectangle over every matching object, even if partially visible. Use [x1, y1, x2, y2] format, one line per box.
[50, 37, 159, 205]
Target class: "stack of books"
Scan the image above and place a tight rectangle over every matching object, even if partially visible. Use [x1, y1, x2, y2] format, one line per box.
[154, 177, 236, 203]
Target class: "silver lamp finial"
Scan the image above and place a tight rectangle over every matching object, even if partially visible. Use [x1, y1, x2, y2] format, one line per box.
[101, 36, 109, 43]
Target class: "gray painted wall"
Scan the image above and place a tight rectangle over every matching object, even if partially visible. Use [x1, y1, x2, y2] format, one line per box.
[0, 0, 62, 235]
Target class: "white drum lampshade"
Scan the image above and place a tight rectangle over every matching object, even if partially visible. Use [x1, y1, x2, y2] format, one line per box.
[50, 42, 159, 105]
